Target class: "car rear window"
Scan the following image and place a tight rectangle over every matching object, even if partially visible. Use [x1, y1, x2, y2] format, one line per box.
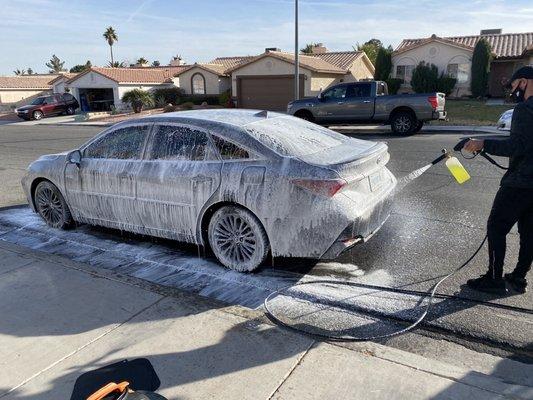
[244, 117, 346, 157]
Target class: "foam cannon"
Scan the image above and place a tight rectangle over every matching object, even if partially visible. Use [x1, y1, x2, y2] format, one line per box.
[430, 148, 471, 184]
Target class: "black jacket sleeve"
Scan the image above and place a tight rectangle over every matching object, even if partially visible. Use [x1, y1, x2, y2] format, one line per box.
[484, 103, 532, 157]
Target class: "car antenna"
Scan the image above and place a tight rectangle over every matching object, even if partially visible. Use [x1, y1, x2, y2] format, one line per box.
[255, 110, 268, 118]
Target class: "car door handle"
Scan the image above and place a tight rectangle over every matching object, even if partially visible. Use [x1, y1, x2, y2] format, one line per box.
[192, 175, 212, 183]
[363, 100, 371, 103]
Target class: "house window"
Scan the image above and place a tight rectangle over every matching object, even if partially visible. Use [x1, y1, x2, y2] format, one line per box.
[396, 65, 414, 82]
[191, 73, 206, 95]
[447, 63, 469, 83]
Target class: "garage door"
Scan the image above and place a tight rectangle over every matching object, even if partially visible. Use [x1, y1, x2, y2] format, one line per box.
[237, 75, 305, 111]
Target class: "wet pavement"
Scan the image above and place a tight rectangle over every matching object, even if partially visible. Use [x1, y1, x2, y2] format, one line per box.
[0, 125, 531, 357]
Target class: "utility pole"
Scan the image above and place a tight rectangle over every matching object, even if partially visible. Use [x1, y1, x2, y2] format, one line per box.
[294, 0, 299, 100]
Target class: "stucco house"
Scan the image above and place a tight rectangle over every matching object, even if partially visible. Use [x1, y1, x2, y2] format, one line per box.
[50, 73, 77, 94]
[0, 75, 58, 111]
[64, 66, 187, 111]
[392, 30, 533, 97]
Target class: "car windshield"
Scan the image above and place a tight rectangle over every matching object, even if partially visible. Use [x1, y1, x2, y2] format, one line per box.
[30, 97, 46, 105]
[244, 116, 347, 157]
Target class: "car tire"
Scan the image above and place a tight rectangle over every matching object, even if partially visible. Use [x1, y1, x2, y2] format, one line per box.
[391, 112, 415, 134]
[66, 106, 75, 115]
[295, 110, 315, 122]
[32, 110, 44, 120]
[208, 205, 270, 272]
[412, 120, 424, 133]
[34, 181, 74, 229]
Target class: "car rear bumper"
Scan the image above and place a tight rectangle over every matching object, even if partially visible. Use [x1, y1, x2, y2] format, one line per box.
[321, 188, 395, 259]
[433, 110, 447, 120]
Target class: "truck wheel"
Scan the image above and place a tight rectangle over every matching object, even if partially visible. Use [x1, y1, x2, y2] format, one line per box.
[391, 112, 415, 134]
[32, 110, 43, 120]
[412, 120, 424, 133]
[295, 110, 314, 122]
[66, 106, 75, 115]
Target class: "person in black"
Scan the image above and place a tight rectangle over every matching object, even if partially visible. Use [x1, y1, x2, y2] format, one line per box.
[464, 66, 533, 294]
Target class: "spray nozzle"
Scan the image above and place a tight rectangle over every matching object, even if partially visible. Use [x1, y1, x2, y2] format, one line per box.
[430, 149, 451, 166]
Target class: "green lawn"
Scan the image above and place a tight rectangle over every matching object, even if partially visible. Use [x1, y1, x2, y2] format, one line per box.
[429, 99, 513, 126]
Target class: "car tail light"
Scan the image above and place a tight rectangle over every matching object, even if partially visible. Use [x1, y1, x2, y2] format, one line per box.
[291, 178, 347, 197]
[428, 95, 439, 110]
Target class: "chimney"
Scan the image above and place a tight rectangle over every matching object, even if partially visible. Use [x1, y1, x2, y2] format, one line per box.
[480, 29, 502, 35]
[265, 47, 281, 53]
[311, 43, 327, 54]
[169, 56, 182, 66]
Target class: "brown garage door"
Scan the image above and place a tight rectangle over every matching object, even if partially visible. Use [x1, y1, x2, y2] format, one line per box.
[237, 75, 305, 111]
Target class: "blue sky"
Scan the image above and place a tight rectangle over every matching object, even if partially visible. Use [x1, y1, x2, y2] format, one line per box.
[1, 0, 532, 74]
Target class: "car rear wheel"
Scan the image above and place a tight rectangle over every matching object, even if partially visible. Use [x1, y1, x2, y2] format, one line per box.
[391, 112, 415, 134]
[208, 206, 270, 272]
[32, 110, 43, 120]
[412, 120, 424, 133]
[66, 106, 75, 115]
[34, 181, 73, 229]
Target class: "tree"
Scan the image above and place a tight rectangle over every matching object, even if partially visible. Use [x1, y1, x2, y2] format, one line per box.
[103, 26, 118, 65]
[152, 60, 161, 67]
[46, 55, 65, 73]
[69, 60, 92, 73]
[355, 38, 383, 65]
[470, 38, 492, 98]
[374, 47, 392, 81]
[13, 69, 26, 75]
[121, 89, 154, 113]
[27, 68, 34, 75]
[410, 62, 439, 93]
[108, 61, 126, 68]
[300, 43, 321, 54]
[136, 57, 148, 65]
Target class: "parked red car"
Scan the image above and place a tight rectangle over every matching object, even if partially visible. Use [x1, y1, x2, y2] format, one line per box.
[15, 93, 79, 120]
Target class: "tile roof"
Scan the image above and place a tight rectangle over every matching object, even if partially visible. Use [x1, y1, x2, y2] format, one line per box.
[208, 56, 256, 71]
[49, 73, 77, 84]
[181, 63, 229, 76]
[395, 32, 533, 59]
[310, 51, 365, 70]
[68, 66, 189, 84]
[226, 51, 347, 74]
[0, 75, 59, 89]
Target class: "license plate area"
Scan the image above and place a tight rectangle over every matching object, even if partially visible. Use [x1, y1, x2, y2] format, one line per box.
[369, 170, 385, 192]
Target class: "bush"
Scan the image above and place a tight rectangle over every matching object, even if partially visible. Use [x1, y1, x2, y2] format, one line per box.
[218, 90, 231, 107]
[121, 89, 154, 113]
[152, 87, 184, 105]
[471, 38, 492, 98]
[411, 62, 439, 93]
[180, 95, 219, 105]
[163, 103, 178, 113]
[180, 102, 194, 110]
[374, 47, 392, 81]
[436, 73, 457, 96]
[386, 78, 403, 95]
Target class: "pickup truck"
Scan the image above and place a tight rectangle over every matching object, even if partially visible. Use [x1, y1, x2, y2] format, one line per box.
[15, 93, 79, 121]
[287, 81, 446, 134]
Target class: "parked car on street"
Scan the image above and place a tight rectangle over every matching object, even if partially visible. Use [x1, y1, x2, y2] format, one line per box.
[497, 109, 513, 131]
[22, 109, 396, 272]
[287, 81, 446, 134]
[15, 93, 79, 121]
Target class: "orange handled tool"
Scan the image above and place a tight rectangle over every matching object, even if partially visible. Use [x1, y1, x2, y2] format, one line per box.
[87, 381, 130, 400]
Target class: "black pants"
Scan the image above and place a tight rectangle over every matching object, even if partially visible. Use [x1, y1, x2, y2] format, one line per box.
[487, 186, 533, 280]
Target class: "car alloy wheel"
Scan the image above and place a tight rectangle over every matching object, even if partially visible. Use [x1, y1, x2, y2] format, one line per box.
[394, 116, 411, 133]
[34, 181, 73, 229]
[33, 110, 43, 120]
[208, 206, 269, 272]
[66, 106, 75, 115]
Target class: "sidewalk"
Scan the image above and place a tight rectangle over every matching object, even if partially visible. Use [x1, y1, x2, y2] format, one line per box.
[1, 241, 531, 399]
[332, 124, 504, 134]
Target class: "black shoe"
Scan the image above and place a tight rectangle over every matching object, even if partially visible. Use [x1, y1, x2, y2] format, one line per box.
[467, 274, 508, 295]
[504, 273, 527, 294]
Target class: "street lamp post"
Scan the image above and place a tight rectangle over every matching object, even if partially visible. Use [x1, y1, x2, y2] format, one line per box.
[294, 0, 299, 101]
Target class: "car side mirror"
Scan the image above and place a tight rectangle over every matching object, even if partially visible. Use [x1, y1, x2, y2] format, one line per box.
[67, 149, 81, 168]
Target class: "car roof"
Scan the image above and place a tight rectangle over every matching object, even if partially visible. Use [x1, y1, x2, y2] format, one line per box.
[137, 109, 288, 128]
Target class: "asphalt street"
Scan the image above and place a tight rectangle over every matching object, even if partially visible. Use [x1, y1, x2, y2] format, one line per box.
[0, 124, 531, 359]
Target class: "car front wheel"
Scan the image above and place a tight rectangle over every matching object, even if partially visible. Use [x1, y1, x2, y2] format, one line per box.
[208, 206, 270, 272]
[391, 112, 416, 134]
[66, 106, 75, 115]
[34, 181, 74, 229]
[32, 110, 44, 120]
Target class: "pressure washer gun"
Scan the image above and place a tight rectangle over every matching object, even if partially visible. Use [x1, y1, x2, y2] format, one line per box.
[453, 138, 509, 170]
[430, 148, 471, 184]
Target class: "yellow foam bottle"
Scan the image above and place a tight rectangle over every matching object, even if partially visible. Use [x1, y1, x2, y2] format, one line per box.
[445, 156, 471, 184]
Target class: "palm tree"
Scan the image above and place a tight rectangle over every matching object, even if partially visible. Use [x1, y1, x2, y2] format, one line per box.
[27, 68, 34, 75]
[103, 26, 118, 66]
[136, 57, 148, 65]
[13, 69, 26, 75]
[108, 61, 125, 68]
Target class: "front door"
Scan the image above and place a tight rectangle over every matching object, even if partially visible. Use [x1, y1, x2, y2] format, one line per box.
[135, 123, 222, 241]
[41, 96, 60, 116]
[315, 84, 348, 123]
[64, 123, 151, 227]
[342, 83, 375, 121]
